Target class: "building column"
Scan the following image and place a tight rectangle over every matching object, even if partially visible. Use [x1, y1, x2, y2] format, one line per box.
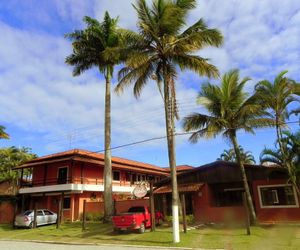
[21, 194, 25, 212]
[70, 194, 75, 222]
[162, 194, 167, 217]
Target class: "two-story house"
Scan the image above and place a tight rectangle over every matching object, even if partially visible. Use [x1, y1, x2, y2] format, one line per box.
[15, 149, 169, 221]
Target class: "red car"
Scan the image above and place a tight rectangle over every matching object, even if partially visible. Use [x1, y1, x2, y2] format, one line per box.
[112, 206, 163, 234]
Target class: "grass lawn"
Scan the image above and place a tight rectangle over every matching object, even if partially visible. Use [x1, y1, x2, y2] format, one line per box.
[0, 222, 299, 250]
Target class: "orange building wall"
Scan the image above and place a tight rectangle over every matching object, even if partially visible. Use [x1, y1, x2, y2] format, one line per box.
[31, 161, 106, 186]
[192, 184, 246, 224]
[252, 179, 300, 223]
[0, 201, 14, 223]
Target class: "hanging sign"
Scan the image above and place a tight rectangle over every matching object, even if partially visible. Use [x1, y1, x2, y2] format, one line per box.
[133, 182, 148, 198]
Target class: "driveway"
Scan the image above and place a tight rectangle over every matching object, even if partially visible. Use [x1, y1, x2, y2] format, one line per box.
[0, 240, 194, 250]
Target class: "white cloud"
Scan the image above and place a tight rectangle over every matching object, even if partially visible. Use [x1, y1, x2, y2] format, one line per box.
[0, 0, 299, 166]
[0, 20, 199, 156]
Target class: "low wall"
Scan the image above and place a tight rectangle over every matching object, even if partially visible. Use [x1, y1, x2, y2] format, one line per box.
[0, 200, 14, 224]
[84, 198, 150, 215]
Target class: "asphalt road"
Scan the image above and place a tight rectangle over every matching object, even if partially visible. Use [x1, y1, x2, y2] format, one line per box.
[0, 240, 183, 250]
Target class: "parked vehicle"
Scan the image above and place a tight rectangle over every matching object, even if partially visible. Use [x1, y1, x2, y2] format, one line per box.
[112, 206, 163, 234]
[14, 209, 57, 228]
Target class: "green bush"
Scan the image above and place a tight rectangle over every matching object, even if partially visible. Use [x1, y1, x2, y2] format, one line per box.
[80, 212, 103, 221]
[164, 214, 195, 224]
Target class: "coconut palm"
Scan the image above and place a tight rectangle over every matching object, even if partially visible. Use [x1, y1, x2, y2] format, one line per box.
[115, 0, 223, 242]
[255, 71, 299, 177]
[183, 69, 274, 224]
[218, 146, 256, 164]
[0, 125, 9, 140]
[65, 12, 123, 222]
[218, 149, 235, 162]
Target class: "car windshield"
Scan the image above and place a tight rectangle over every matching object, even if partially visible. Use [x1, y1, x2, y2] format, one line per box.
[23, 211, 32, 216]
[128, 206, 145, 213]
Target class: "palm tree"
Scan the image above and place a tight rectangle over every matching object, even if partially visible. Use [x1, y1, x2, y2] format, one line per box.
[0, 125, 9, 140]
[65, 12, 123, 222]
[260, 130, 300, 194]
[218, 148, 235, 162]
[260, 148, 283, 166]
[255, 71, 299, 181]
[0, 146, 36, 182]
[218, 146, 256, 164]
[183, 69, 274, 224]
[115, 0, 223, 242]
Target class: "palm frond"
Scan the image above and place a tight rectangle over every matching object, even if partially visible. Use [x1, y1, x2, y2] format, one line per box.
[0, 126, 9, 139]
[173, 54, 219, 78]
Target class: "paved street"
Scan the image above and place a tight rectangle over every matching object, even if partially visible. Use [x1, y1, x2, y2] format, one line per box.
[0, 240, 186, 250]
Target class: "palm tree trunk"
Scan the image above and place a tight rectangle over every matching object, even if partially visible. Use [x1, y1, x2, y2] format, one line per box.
[230, 133, 257, 224]
[163, 78, 180, 243]
[103, 71, 113, 223]
[276, 117, 286, 162]
[275, 117, 300, 196]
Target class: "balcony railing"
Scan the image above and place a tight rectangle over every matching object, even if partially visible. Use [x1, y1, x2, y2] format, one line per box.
[20, 177, 134, 188]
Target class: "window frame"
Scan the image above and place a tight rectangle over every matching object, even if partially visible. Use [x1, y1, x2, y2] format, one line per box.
[257, 184, 299, 208]
[113, 170, 120, 182]
[57, 166, 69, 184]
[36, 210, 44, 216]
[63, 196, 71, 210]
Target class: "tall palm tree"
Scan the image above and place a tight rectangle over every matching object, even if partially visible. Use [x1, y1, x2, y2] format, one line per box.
[218, 146, 256, 164]
[183, 69, 274, 224]
[0, 125, 9, 140]
[255, 71, 299, 181]
[115, 0, 223, 242]
[65, 12, 123, 222]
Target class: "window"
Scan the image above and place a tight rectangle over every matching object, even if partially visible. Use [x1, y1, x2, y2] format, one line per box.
[211, 184, 244, 207]
[113, 171, 120, 181]
[125, 172, 131, 182]
[63, 197, 71, 209]
[128, 206, 145, 213]
[43, 210, 53, 215]
[37, 210, 44, 216]
[57, 167, 68, 184]
[131, 174, 136, 185]
[147, 175, 154, 181]
[23, 211, 32, 216]
[259, 185, 298, 208]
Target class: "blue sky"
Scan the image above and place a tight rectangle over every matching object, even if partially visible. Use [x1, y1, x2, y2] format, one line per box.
[0, 0, 300, 168]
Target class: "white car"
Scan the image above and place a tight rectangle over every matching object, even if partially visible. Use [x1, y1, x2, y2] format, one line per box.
[14, 209, 57, 228]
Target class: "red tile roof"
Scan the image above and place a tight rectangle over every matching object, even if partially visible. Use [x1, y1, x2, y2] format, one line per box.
[17, 149, 169, 175]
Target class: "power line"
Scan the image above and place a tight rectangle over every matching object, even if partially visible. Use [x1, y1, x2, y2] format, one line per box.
[72, 120, 300, 157]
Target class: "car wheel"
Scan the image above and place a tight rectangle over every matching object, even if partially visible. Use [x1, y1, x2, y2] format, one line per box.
[29, 222, 34, 229]
[138, 223, 145, 234]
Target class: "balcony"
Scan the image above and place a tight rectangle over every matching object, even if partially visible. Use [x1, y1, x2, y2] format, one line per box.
[18, 177, 136, 194]
[20, 177, 106, 187]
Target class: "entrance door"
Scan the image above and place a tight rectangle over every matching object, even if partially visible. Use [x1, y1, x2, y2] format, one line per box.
[57, 167, 68, 184]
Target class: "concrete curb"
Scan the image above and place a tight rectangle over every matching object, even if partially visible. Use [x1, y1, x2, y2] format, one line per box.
[0, 239, 224, 250]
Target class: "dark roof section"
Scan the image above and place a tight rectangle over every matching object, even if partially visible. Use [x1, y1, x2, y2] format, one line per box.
[155, 160, 288, 187]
